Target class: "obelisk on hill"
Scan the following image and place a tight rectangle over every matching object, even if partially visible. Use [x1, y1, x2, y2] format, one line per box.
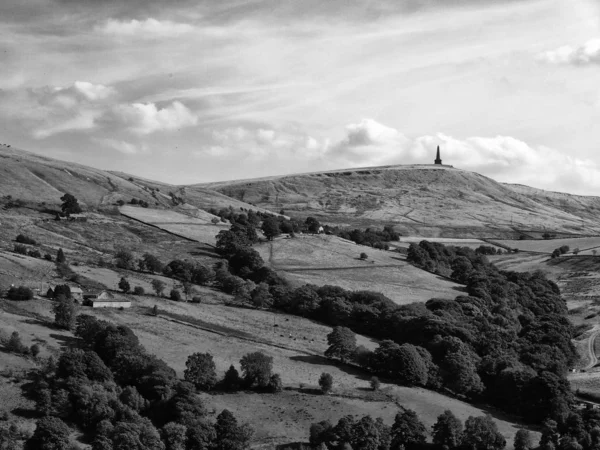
[434, 146, 442, 165]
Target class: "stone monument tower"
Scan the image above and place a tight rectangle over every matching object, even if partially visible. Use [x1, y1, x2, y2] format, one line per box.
[434, 146, 442, 165]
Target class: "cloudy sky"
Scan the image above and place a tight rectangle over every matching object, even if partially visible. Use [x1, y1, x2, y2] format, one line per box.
[1, 0, 599, 194]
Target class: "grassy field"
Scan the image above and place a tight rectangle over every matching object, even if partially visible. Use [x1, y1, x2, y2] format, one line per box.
[119, 205, 228, 245]
[255, 235, 462, 304]
[494, 237, 600, 254]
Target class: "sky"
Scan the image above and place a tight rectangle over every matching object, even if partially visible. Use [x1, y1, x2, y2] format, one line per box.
[1, 0, 599, 194]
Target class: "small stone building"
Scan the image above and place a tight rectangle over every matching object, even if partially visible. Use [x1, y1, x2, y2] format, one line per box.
[83, 290, 131, 308]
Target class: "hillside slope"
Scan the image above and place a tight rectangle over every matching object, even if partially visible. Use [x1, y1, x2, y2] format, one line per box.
[202, 164, 600, 238]
[0, 145, 270, 216]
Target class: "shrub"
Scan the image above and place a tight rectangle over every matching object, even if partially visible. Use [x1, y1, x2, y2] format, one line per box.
[118, 277, 130, 293]
[7, 286, 34, 301]
[133, 286, 145, 296]
[319, 372, 333, 394]
[13, 244, 27, 255]
[28, 249, 42, 258]
[370, 376, 381, 391]
[170, 289, 182, 301]
[151, 305, 159, 316]
[30, 344, 41, 357]
[268, 374, 283, 393]
[44, 254, 53, 261]
[6, 331, 27, 354]
[16, 234, 37, 245]
[360, 252, 368, 260]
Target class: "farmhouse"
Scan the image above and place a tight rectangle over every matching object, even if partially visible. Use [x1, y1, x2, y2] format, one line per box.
[83, 290, 131, 308]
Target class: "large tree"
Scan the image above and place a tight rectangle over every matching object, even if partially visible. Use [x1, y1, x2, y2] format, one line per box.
[240, 352, 273, 388]
[461, 415, 506, 450]
[432, 410, 463, 449]
[261, 217, 281, 241]
[184, 352, 218, 391]
[325, 326, 357, 363]
[391, 409, 427, 450]
[26, 416, 71, 450]
[60, 193, 82, 216]
[53, 295, 77, 330]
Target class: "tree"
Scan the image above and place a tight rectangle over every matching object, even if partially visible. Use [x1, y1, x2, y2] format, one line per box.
[151, 305, 159, 316]
[141, 253, 164, 273]
[53, 295, 76, 330]
[432, 410, 463, 449]
[182, 282, 194, 301]
[53, 285, 72, 299]
[391, 409, 427, 450]
[240, 352, 273, 388]
[133, 286, 145, 295]
[161, 422, 187, 450]
[261, 217, 281, 241]
[60, 193, 82, 216]
[118, 277, 130, 293]
[360, 252, 368, 260]
[370, 376, 381, 391]
[26, 416, 71, 450]
[6, 286, 34, 300]
[222, 365, 242, 391]
[7, 331, 26, 354]
[184, 353, 218, 391]
[215, 409, 253, 450]
[325, 326, 357, 363]
[170, 289, 182, 302]
[268, 374, 283, 393]
[310, 420, 334, 447]
[319, 372, 333, 394]
[306, 217, 321, 233]
[251, 283, 273, 308]
[115, 250, 134, 270]
[462, 415, 506, 450]
[514, 429, 533, 450]
[56, 248, 66, 264]
[151, 279, 166, 297]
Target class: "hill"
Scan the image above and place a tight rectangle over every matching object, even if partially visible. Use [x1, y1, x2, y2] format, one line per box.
[201, 164, 600, 238]
[0, 145, 270, 217]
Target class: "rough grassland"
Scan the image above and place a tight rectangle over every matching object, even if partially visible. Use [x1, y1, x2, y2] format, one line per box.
[255, 235, 462, 304]
[119, 205, 229, 245]
[495, 237, 600, 254]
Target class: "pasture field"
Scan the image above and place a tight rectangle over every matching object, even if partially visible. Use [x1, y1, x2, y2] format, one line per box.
[494, 237, 600, 254]
[256, 235, 461, 304]
[393, 237, 493, 249]
[119, 205, 228, 245]
[1, 293, 530, 448]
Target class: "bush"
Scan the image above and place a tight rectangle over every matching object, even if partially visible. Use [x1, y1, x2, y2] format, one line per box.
[44, 254, 53, 261]
[319, 372, 333, 394]
[133, 286, 145, 296]
[6, 331, 28, 354]
[370, 376, 381, 391]
[6, 286, 34, 301]
[28, 249, 41, 258]
[16, 234, 37, 245]
[13, 244, 27, 255]
[170, 289, 182, 302]
[30, 344, 41, 357]
[360, 252, 368, 260]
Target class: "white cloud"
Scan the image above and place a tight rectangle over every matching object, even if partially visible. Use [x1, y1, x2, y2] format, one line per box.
[537, 39, 600, 65]
[112, 101, 198, 134]
[98, 18, 194, 37]
[21, 81, 116, 138]
[325, 119, 600, 194]
[93, 138, 145, 155]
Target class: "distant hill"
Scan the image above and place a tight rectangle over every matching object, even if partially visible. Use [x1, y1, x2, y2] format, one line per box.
[0, 145, 271, 216]
[4, 145, 600, 239]
[201, 164, 600, 238]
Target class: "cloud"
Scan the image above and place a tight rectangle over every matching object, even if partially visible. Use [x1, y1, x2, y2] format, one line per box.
[98, 18, 194, 37]
[201, 126, 327, 160]
[19, 81, 116, 138]
[111, 101, 198, 134]
[93, 138, 145, 154]
[325, 119, 600, 194]
[537, 39, 600, 65]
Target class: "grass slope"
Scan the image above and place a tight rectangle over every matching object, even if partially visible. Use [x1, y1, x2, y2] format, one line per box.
[255, 234, 462, 304]
[202, 165, 600, 237]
